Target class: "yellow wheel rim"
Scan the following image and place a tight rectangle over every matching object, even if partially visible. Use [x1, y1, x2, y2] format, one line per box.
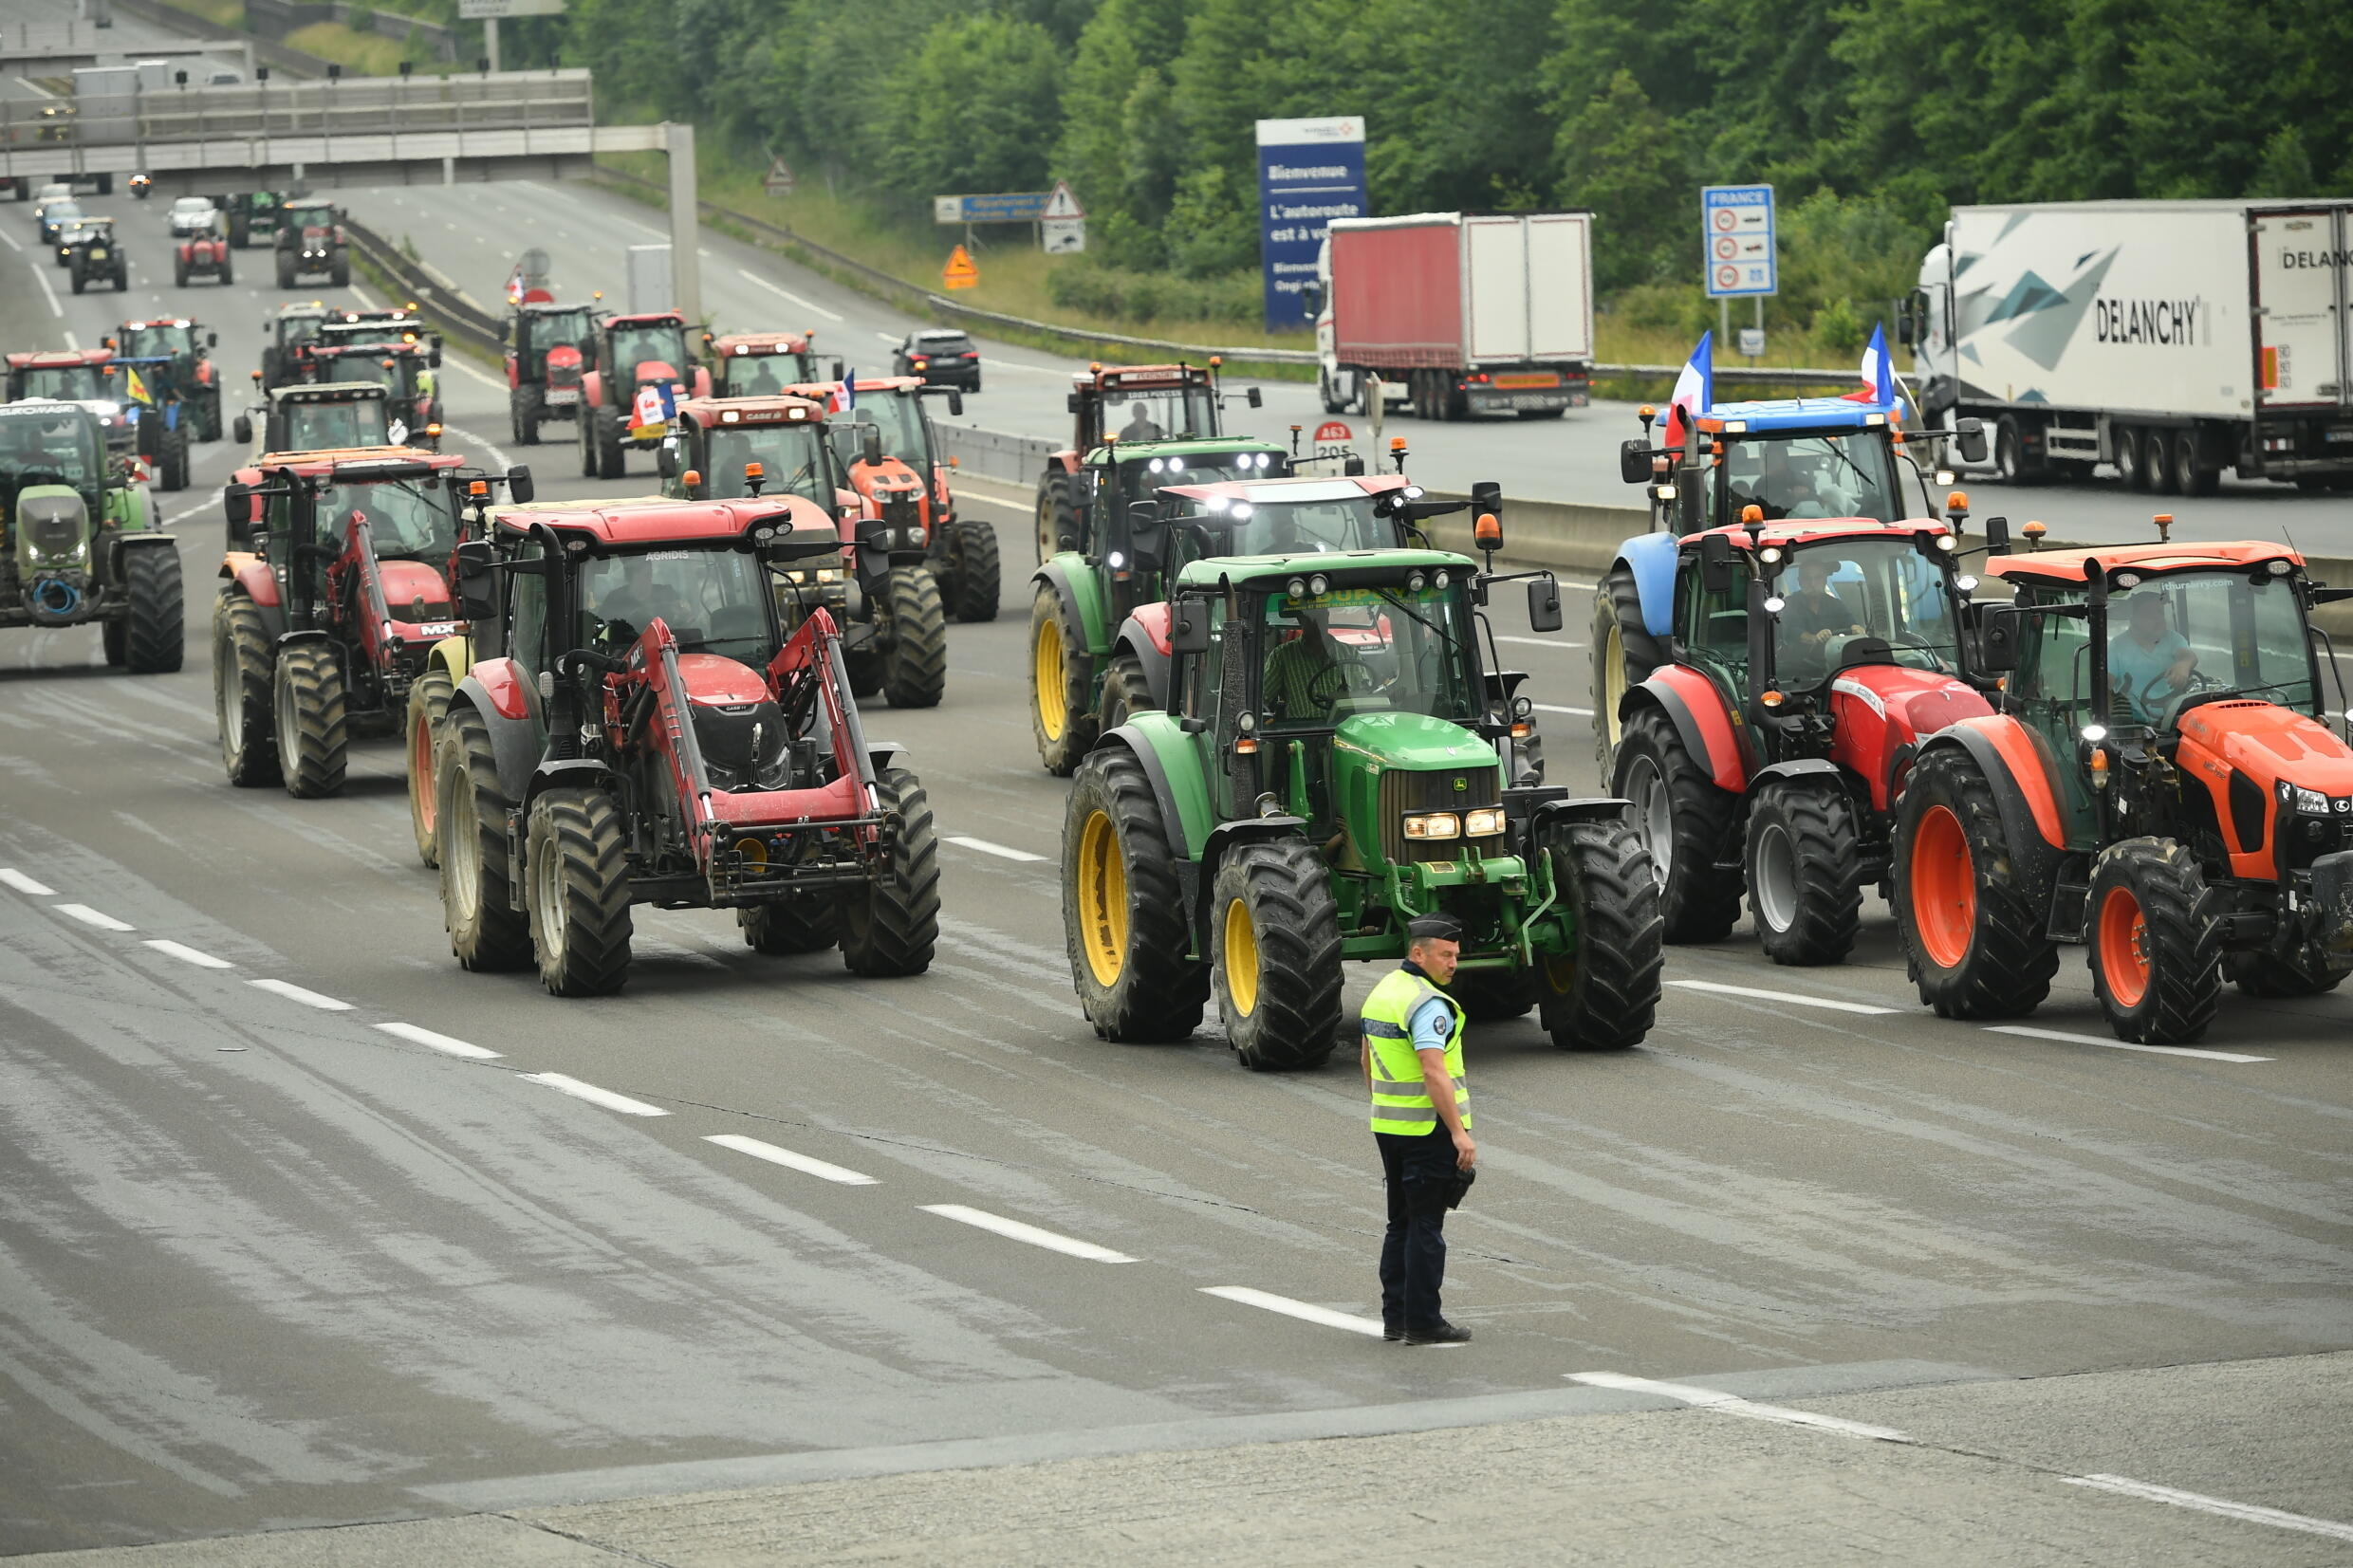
[1541, 951, 1576, 996]
[1034, 614, 1065, 742]
[1602, 622, 1626, 746]
[1223, 896, 1260, 1016]
[1076, 808, 1126, 987]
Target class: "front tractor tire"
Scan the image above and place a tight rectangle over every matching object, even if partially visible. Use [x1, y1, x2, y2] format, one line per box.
[596, 410, 626, 479]
[949, 519, 1000, 623]
[1062, 746, 1208, 1041]
[1212, 840, 1345, 1071]
[526, 785, 635, 998]
[1590, 566, 1665, 786]
[272, 641, 348, 799]
[121, 544, 184, 673]
[213, 590, 278, 785]
[405, 667, 454, 868]
[1035, 473, 1072, 563]
[2086, 838, 2222, 1044]
[1029, 583, 1096, 775]
[1744, 775, 1862, 967]
[1612, 703, 1742, 944]
[1535, 816, 1665, 1049]
[880, 565, 948, 709]
[437, 704, 532, 971]
[838, 766, 941, 977]
[1890, 747, 2060, 1019]
[1095, 651, 1152, 738]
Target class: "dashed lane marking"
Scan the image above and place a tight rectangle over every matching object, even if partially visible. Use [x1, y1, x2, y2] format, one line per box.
[144, 939, 232, 969]
[2062, 1475, 2353, 1544]
[705, 1134, 879, 1186]
[517, 1072, 669, 1116]
[248, 977, 354, 1011]
[1199, 1285, 1386, 1337]
[0, 227, 20, 251]
[1569, 1372, 1909, 1441]
[920, 1204, 1137, 1263]
[944, 835, 1048, 863]
[0, 868, 57, 895]
[375, 1021, 502, 1060]
[1667, 979, 1900, 1016]
[54, 903, 134, 932]
[1983, 1024, 2270, 1064]
[734, 267, 843, 322]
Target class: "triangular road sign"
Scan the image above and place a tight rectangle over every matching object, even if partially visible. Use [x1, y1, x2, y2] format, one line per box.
[1042, 179, 1084, 220]
[762, 157, 795, 196]
[943, 244, 980, 289]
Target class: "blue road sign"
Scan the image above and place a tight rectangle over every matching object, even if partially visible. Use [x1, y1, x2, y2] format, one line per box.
[1256, 116, 1366, 330]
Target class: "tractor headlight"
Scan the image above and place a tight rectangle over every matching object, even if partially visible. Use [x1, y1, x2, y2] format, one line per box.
[1463, 807, 1507, 837]
[2283, 782, 2336, 816]
[1401, 811, 1461, 840]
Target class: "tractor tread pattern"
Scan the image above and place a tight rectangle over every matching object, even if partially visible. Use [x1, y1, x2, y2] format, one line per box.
[1096, 651, 1153, 737]
[951, 520, 1000, 622]
[2088, 837, 2222, 1044]
[1748, 777, 1862, 966]
[1892, 747, 2061, 1019]
[1061, 747, 1207, 1041]
[1214, 840, 1345, 1072]
[1540, 817, 1665, 1049]
[512, 385, 543, 448]
[528, 787, 635, 997]
[1030, 584, 1097, 776]
[743, 895, 841, 955]
[880, 566, 949, 709]
[276, 642, 348, 799]
[123, 544, 184, 674]
[1615, 704, 1743, 943]
[839, 768, 941, 976]
[214, 589, 278, 784]
[1590, 566, 1665, 785]
[439, 704, 533, 971]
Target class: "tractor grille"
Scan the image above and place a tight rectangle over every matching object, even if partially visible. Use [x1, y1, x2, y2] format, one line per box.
[1379, 765, 1501, 865]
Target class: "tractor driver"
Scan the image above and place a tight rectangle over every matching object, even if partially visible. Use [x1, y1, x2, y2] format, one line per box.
[589, 554, 695, 647]
[742, 358, 787, 396]
[2107, 593, 2196, 723]
[1118, 400, 1164, 442]
[1782, 555, 1866, 646]
[1264, 602, 1375, 723]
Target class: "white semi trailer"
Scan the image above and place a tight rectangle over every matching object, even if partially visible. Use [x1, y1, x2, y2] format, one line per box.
[1905, 199, 2353, 494]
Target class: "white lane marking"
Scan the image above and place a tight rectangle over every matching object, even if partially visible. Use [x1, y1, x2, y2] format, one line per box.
[440, 353, 509, 393]
[26, 255, 63, 319]
[0, 868, 57, 895]
[162, 486, 227, 526]
[1494, 635, 1585, 649]
[63, 327, 78, 350]
[1199, 1285, 1386, 1337]
[1668, 979, 1900, 1015]
[1532, 703, 1594, 716]
[919, 1204, 1137, 1263]
[1983, 1025, 2270, 1064]
[734, 267, 843, 322]
[2062, 1474, 2353, 1543]
[875, 331, 900, 344]
[443, 220, 456, 231]
[705, 1133, 878, 1185]
[443, 419, 517, 476]
[944, 835, 1047, 863]
[54, 903, 135, 932]
[0, 227, 20, 251]
[144, 939, 232, 969]
[517, 1072, 669, 1116]
[1568, 1372, 1910, 1442]
[348, 282, 380, 308]
[375, 1021, 502, 1060]
[248, 977, 353, 1011]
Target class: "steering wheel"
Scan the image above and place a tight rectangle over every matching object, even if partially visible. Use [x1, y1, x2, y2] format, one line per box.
[13, 468, 70, 491]
[1305, 650, 1378, 709]
[2144, 666, 2224, 728]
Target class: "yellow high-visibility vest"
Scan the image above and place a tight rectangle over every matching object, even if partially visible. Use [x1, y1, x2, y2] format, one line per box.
[1363, 968, 1469, 1135]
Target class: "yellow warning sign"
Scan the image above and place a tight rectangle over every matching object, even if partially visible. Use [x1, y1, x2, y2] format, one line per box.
[942, 245, 980, 291]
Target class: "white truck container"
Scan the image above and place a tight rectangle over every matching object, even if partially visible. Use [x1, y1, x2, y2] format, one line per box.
[1907, 199, 2353, 494]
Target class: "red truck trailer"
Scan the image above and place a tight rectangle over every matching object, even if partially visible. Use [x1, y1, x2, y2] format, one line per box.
[1314, 212, 1595, 422]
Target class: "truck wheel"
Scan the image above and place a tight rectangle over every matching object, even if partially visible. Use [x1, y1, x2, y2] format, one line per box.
[2228, 944, 2348, 998]
[950, 520, 999, 622]
[526, 786, 634, 997]
[1745, 776, 1862, 966]
[2142, 428, 2178, 495]
[2114, 426, 2147, 490]
[596, 411, 626, 479]
[213, 590, 278, 785]
[1035, 473, 1071, 563]
[438, 704, 532, 971]
[741, 895, 840, 954]
[1589, 566, 1664, 787]
[1212, 839, 1343, 1071]
[1611, 703, 1742, 943]
[2087, 838, 2220, 1044]
[511, 385, 543, 448]
[1030, 584, 1097, 775]
[273, 641, 348, 799]
[122, 544, 184, 674]
[1891, 747, 2059, 1019]
[1063, 746, 1208, 1042]
[838, 767, 940, 977]
[405, 667, 453, 868]
[1095, 650, 1151, 736]
[1536, 815, 1664, 1049]
[2175, 430, 2218, 497]
[1318, 368, 1343, 415]
[880, 565, 947, 709]
[1443, 967, 1536, 1021]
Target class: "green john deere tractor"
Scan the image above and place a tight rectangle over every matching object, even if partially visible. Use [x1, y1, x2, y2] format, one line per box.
[1060, 547, 1663, 1069]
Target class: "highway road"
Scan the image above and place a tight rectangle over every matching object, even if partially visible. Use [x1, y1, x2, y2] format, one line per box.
[1, 11, 2351, 1565]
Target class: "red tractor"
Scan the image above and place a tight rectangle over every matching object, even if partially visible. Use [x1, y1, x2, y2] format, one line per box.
[175, 226, 233, 288]
[431, 493, 941, 996]
[274, 197, 351, 288]
[706, 330, 830, 397]
[504, 300, 596, 446]
[1033, 360, 1257, 562]
[577, 310, 712, 480]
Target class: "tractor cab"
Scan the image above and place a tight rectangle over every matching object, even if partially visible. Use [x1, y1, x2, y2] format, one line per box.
[295, 342, 443, 449]
[227, 451, 469, 640]
[508, 303, 595, 392]
[1034, 360, 1266, 561]
[1147, 473, 1442, 576]
[0, 401, 172, 662]
[660, 396, 839, 507]
[0, 400, 110, 526]
[264, 304, 331, 390]
[236, 382, 396, 455]
[595, 311, 700, 392]
[709, 332, 831, 397]
[7, 348, 114, 406]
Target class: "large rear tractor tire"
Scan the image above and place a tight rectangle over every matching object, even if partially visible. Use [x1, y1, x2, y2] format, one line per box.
[273, 641, 348, 799]
[1891, 747, 2060, 1019]
[1536, 815, 1664, 1049]
[595, 410, 625, 479]
[2086, 838, 2221, 1044]
[1611, 703, 1743, 944]
[950, 519, 1000, 622]
[157, 426, 190, 492]
[1211, 840, 1344, 1071]
[1035, 472, 1072, 563]
[1095, 650, 1153, 736]
[838, 766, 940, 977]
[526, 786, 634, 997]
[1062, 745, 1208, 1041]
[213, 590, 278, 786]
[1744, 775, 1862, 966]
[405, 667, 453, 868]
[741, 895, 841, 955]
[1029, 583, 1096, 775]
[122, 544, 183, 673]
[1590, 566, 1666, 786]
[880, 565, 948, 709]
[438, 704, 532, 971]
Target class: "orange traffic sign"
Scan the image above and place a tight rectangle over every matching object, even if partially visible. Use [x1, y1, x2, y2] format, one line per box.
[942, 245, 980, 290]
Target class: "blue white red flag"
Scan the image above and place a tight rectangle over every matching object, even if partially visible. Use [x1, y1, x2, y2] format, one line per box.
[629, 380, 677, 435]
[1660, 332, 1713, 450]
[1844, 324, 1894, 405]
[830, 369, 856, 414]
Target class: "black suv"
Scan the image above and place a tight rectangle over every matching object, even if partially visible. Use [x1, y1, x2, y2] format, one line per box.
[892, 329, 981, 392]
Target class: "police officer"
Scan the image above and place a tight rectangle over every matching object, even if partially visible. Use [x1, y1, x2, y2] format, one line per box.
[1362, 913, 1474, 1345]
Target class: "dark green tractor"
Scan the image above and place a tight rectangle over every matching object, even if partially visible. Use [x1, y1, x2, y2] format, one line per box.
[0, 401, 181, 673]
[1061, 547, 1663, 1069]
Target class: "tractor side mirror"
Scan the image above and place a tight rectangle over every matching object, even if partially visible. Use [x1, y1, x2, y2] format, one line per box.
[1976, 605, 2024, 673]
[1955, 416, 1988, 464]
[1066, 392, 1082, 414]
[1620, 438, 1652, 485]
[1699, 531, 1736, 596]
[1171, 600, 1212, 655]
[1247, 386, 1262, 409]
[207, 332, 217, 349]
[506, 464, 533, 504]
[1526, 574, 1564, 634]
[861, 426, 883, 468]
[222, 482, 250, 529]
[1983, 514, 2011, 555]
[454, 540, 497, 618]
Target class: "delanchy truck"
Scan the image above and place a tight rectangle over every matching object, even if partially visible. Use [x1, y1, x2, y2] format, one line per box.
[1906, 199, 2353, 495]
[1314, 212, 1594, 422]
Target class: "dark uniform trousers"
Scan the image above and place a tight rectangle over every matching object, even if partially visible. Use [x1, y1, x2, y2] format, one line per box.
[1376, 1125, 1457, 1331]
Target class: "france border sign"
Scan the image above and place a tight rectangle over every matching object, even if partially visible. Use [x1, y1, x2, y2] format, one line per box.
[1703, 183, 1775, 298]
[1256, 116, 1365, 330]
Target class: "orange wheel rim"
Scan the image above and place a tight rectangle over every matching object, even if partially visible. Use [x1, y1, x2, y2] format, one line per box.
[1911, 805, 1974, 969]
[2098, 885, 2150, 1007]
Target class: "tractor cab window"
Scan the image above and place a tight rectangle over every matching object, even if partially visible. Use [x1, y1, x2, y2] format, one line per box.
[1717, 434, 1901, 525]
[721, 354, 806, 397]
[701, 422, 834, 505]
[508, 541, 551, 683]
[17, 365, 103, 401]
[0, 408, 102, 498]
[579, 547, 776, 666]
[324, 480, 456, 563]
[285, 205, 336, 230]
[1258, 581, 1479, 729]
[276, 316, 324, 350]
[831, 393, 931, 470]
[1770, 536, 1960, 686]
[2105, 570, 2317, 727]
[1106, 386, 1217, 442]
[1677, 549, 1752, 691]
[607, 324, 687, 374]
[281, 398, 392, 452]
[526, 308, 594, 364]
[316, 355, 402, 393]
[120, 325, 195, 362]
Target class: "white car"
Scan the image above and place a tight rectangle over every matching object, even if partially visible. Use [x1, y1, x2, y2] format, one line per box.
[168, 197, 219, 238]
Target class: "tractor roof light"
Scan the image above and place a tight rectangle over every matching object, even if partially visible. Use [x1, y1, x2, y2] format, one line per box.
[1288, 576, 1308, 599]
[2269, 559, 2293, 576]
[1232, 503, 1252, 520]
[1308, 573, 1330, 596]
[2081, 724, 2108, 743]
[1934, 534, 1955, 552]
[1764, 595, 1787, 613]
[1760, 546, 1784, 563]
[720, 409, 740, 423]
[2114, 572, 2141, 588]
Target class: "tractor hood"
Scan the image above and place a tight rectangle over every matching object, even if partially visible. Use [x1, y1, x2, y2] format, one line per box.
[378, 559, 452, 618]
[676, 652, 772, 707]
[2178, 701, 2353, 799]
[631, 360, 682, 387]
[1335, 710, 1499, 771]
[13, 486, 89, 567]
[1826, 664, 1991, 813]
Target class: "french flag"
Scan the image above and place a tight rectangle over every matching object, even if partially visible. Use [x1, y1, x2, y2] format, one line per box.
[1844, 324, 1895, 405]
[1660, 331, 1713, 450]
[830, 368, 856, 414]
[629, 380, 677, 433]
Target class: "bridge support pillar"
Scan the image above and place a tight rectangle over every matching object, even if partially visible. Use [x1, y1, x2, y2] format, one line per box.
[662, 120, 699, 327]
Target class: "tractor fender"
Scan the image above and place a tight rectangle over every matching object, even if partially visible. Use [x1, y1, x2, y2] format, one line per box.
[105, 529, 173, 586]
[1112, 606, 1173, 710]
[1102, 712, 1214, 860]
[1196, 815, 1311, 929]
[524, 756, 616, 812]
[1931, 716, 2067, 850]
[1031, 556, 1110, 657]
[425, 633, 472, 686]
[581, 369, 606, 411]
[1624, 666, 1747, 793]
[113, 484, 157, 534]
[1750, 757, 1843, 791]
[1613, 530, 1680, 639]
[454, 662, 541, 805]
[1530, 796, 1634, 832]
[865, 742, 908, 777]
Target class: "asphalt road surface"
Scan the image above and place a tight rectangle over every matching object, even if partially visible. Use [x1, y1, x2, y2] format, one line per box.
[2, 14, 2351, 1565]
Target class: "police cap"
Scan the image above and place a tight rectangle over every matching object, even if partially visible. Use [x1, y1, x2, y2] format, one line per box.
[1405, 914, 1463, 944]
